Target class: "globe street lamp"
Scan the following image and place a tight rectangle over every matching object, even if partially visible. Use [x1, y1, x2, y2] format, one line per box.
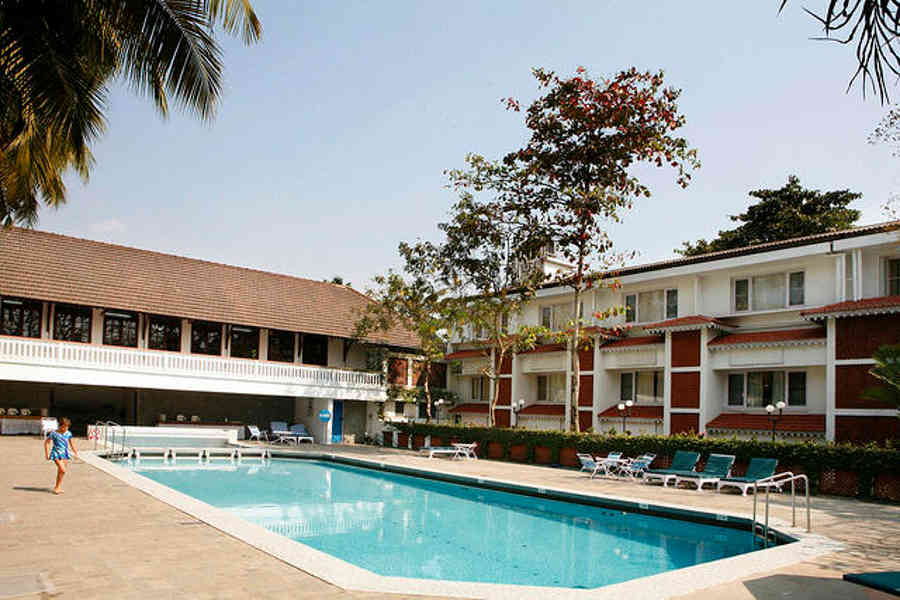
[511, 398, 525, 428]
[617, 399, 634, 434]
[434, 398, 445, 423]
[765, 400, 786, 442]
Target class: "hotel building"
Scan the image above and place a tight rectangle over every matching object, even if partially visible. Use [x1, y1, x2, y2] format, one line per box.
[0, 228, 425, 443]
[446, 221, 900, 444]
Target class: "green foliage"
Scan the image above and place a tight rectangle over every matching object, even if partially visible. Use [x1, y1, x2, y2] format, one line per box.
[386, 386, 458, 404]
[862, 344, 900, 411]
[677, 175, 861, 256]
[396, 423, 900, 498]
[1, 1, 261, 226]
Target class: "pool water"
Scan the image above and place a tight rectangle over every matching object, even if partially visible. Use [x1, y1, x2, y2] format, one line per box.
[126, 458, 761, 589]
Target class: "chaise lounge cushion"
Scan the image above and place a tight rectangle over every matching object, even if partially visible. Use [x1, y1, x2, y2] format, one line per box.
[720, 458, 778, 483]
[646, 451, 701, 475]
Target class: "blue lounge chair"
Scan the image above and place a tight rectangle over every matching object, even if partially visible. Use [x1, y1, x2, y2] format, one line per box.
[644, 451, 701, 486]
[675, 454, 736, 491]
[577, 452, 622, 479]
[717, 458, 779, 495]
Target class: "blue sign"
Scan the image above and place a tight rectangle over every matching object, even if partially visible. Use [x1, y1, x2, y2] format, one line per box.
[318, 409, 332, 423]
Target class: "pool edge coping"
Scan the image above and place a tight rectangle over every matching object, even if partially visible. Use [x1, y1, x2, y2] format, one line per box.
[81, 450, 843, 600]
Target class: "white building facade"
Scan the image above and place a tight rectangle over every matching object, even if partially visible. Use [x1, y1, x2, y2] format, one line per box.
[447, 221, 900, 443]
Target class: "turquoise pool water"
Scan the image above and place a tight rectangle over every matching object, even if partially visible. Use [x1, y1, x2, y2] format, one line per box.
[126, 458, 761, 589]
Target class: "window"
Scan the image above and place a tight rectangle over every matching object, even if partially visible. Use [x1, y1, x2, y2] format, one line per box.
[845, 254, 855, 300]
[53, 303, 92, 343]
[788, 372, 806, 406]
[727, 370, 805, 409]
[267, 329, 295, 363]
[728, 374, 744, 406]
[539, 302, 582, 330]
[191, 320, 222, 355]
[665, 289, 678, 319]
[541, 307, 552, 328]
[888, 258, 900, 296]
[103, 310, 137, 347]
[624, 290, 675, 323]
[147, 315, 181, 352]
[230, 325, 259, 359]
[501, 312, 509, 333]
[1, 297, 42, 338]
[470, 376, 487, 401]
[302, 333, 328, 366]
[620, 371, 664, 403]
[536, 373, 566, 402]
[733, 271, 805, 312]
[624, 294, 636, 323]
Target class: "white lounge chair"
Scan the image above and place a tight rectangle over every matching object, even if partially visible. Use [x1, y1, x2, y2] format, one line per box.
[452, 442, 478, 459]
[288, 424, 314, 444]
[420, 446, 463, 459]
[577, 452, 622, 478]
[247, 425, 268, 442]
[618, 454, 657, 479]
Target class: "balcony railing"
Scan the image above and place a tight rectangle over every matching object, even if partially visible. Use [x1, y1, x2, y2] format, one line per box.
[0, 337, 383, 390]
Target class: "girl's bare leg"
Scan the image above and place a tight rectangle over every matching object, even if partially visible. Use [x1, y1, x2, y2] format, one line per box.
[53, 459, 67, 494]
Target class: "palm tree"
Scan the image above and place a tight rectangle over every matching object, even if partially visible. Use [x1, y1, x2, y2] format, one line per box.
[0, 0, 261, 226]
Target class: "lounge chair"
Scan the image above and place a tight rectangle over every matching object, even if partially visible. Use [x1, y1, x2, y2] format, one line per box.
[247, 425, 269, 442]
[675, 454, 736, 491]
[717, 458, 779, 496]
[270, 421, 297, 444]
[644, 450, 701, 486]
[618, 454, 657, 479]
[420, 446, 463, 459]
[453, 442, 478, 459]
[577, 452, 622, 478]
[288, 424, 314, 444]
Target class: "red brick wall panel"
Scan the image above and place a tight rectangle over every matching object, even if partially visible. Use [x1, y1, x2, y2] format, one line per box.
[497, 354, 512, 375]
[671, 372, 700, 408]
[388, 358, 407, 385]
[497, 378, 511, 406]
[836, 365, 894, 409]
[578, 375, 593, 407]
[671, 331, 700, 367]
[494, 408, 510, 428]
[578, 410, 593, 432]
[670, 413, 699, 435]
[836, 315, 900, 360]
[578, 347, 594, 372]
[835, 416, 900, 444]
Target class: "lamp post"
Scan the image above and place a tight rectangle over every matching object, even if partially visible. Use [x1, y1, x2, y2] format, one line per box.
[765, 400, 786, 442]
[617, 400, 634, 434]
[434, 399, 444, 423]
[511, 398, 525, 428]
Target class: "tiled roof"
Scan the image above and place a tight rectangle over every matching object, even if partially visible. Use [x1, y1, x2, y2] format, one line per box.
[519, 404, 565, 416]
[597, 405, 664, 419]
[801, 296, 900, 319]
[644, 315, 732, 332]
[0, 228, 419, 348]
[706, 413, 826, 432]
[449, 403, 489, 413]
[445, 349, 488, 360]
[708, 328, 825, 348]
[600, 335, 664, 350]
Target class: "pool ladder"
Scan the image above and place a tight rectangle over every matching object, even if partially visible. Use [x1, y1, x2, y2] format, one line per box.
[751, 472, 810, 548]
[93, 421, 128, 458]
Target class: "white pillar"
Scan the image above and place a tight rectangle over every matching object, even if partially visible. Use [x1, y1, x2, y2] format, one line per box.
[259, 328, 268, 361]
[181, 319, 191, 353]
[698, 327, 713, 435]
[565, 340, 573, 430]
[825, 317, 836, 441]
[663, 331, 672, 435]
[592, 335, 601, 431]
[91, 308, 104, 345]
[510, 352, 520, 427]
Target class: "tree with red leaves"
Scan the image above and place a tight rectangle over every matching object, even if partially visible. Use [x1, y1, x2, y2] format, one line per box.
[447, 66, 700, 431]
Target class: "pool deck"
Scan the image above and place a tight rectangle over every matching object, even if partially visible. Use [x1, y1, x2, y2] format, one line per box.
[2, 437, 897, 599]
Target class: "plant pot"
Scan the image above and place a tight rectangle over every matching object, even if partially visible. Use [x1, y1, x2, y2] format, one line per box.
[430, 436, 443, 447]
[534, 445, 554, 464]
[413, 434, 426, 450]
[397, 432, 409, 448]
[874, 473, 900, 502]
[819, 469, 859, 497]
[509, 443, 528, 462]
[487, 441, 505, 459]
[559, 447, 579, 467]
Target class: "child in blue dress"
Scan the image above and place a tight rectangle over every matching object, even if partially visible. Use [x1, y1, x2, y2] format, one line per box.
[44, 418, 79, 494]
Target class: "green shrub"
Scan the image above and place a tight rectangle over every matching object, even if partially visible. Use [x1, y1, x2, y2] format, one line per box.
[395, 423, 900, 499]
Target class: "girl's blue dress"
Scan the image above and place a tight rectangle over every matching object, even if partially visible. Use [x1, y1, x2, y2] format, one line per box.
[48, 430, 71, 460]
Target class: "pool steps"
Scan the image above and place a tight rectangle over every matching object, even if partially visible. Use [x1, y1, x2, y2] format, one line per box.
[128, 447, 271, 462]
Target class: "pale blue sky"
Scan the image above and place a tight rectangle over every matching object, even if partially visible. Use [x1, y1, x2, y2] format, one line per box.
[40, 1, 898, 288]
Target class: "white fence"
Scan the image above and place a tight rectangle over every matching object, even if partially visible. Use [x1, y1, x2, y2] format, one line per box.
[0, 337, 383, 391]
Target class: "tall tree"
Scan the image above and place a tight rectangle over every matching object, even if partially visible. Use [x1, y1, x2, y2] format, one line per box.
[780, 1, 900, 103]
[353, 242, 456, 422]
[0, 0, 261, 226]
[677, 176, 861, 256]
[862, 344, 900, 411]
[870, 105, 899, 218]
[448, 67, 699, 431]
[436, 195, 548, 427]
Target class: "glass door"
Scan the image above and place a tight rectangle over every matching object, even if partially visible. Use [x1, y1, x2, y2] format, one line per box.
[331, 400, 343, 443]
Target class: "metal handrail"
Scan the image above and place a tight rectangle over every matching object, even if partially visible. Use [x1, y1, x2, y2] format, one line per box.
[752, 472, 810, 547]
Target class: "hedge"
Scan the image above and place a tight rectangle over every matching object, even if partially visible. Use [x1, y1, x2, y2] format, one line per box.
[393, 423, 900, 501]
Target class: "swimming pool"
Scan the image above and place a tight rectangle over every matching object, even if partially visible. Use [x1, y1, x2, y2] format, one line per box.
[124, 457, 772, 589]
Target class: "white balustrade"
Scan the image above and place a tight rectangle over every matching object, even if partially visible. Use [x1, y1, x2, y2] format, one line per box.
[0, 337, 383, 389]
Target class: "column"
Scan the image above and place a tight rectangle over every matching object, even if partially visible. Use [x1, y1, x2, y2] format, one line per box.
[663, 331, 672, 435]
[825, 317, 836, 441]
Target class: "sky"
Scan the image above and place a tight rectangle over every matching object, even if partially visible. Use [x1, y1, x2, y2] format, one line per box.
[37, 1, 899, 289]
